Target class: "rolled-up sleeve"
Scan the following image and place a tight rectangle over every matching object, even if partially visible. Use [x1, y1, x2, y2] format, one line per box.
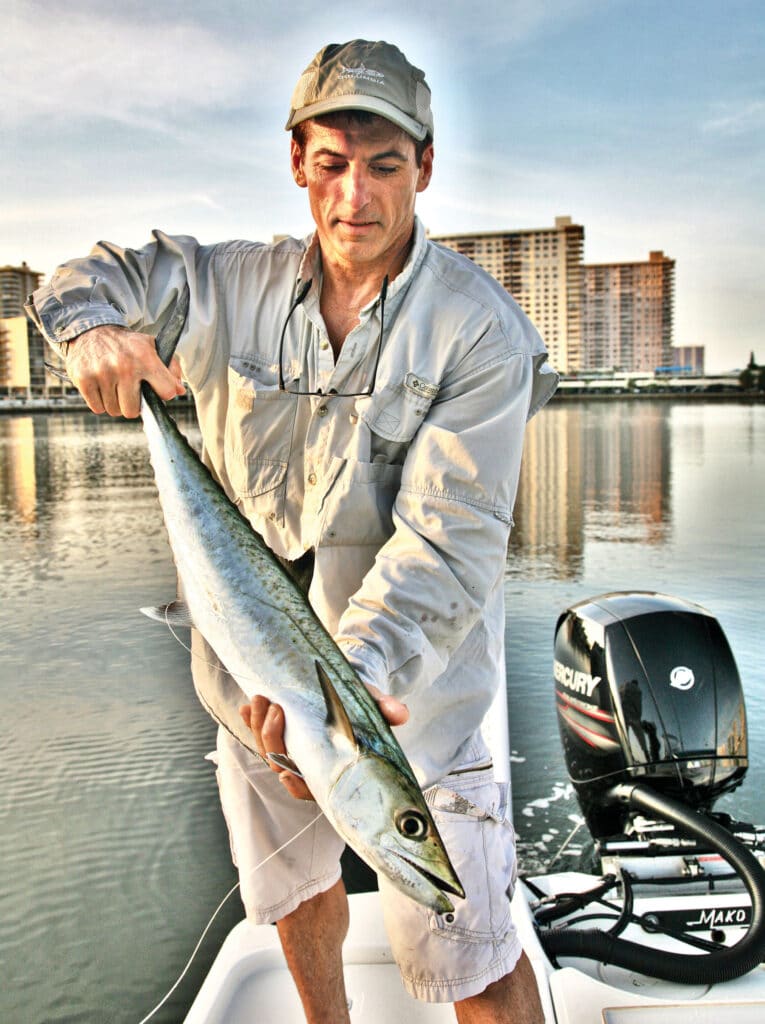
[25, 231, 220, 376]
[335, 339, 536, 699]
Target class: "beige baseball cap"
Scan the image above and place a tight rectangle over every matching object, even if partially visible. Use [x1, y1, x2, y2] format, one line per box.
[285, 39, 433, 141]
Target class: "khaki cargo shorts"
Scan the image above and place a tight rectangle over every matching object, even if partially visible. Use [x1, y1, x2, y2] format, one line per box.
[213, 727, 522, 1004]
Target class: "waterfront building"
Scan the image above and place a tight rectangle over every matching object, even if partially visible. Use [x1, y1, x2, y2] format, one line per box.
[0, 320, 19, 393]
[431, 217, 585, 374]
[0, 262, 66, 396]
[1, 316, 36, 394]
[671, 345, 705, 375]
[0, 316, 53, 396]
[1, 262, 42, 318]
[581, 251, 675, 373]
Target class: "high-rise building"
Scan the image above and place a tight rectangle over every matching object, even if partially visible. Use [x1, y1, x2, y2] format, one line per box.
[0, 321, 11, 392]
[0, 317, 34, 394]
[581, 251, 675, 373]
[0, 262, 60, 395]
[1, 262, 42, 318]
[431, 217, 585, 373]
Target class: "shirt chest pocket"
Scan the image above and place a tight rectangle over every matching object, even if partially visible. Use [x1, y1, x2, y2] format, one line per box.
[318, 377, 437, 549]
[360, 375, 438, 464]
[224, 363, 298, 521]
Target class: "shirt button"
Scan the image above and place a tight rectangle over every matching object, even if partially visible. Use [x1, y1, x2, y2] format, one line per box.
[317, 405, 328, 417]
[307, 472, 317, 486]
[349, 413, 358, 424]
[320, 341, 329, 351]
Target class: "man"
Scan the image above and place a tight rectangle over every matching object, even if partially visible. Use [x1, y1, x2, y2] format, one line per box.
[28, 40, 556, 1023]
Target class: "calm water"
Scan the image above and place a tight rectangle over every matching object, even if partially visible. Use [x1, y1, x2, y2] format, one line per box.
[1, 399, 763, 1023]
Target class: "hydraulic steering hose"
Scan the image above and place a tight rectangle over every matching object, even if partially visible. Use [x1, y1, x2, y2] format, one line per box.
[538, 782, 765, 984]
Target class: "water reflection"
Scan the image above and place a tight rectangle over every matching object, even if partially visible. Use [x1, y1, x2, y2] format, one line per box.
[0, 409, 201, 583]
[0, 402, 746, 594]
[0, 408, 201, 524]
[0, 417, 39, 523]
[510, 401, 671, 579]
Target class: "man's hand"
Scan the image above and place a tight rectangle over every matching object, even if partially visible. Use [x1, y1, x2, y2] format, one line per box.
[239, 687, 409, 802]
[66, 324, 185, 418]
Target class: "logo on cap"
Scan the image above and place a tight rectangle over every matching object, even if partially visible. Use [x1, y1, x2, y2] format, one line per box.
[670, 666, 695, 691]
[339, 62, 385, 84]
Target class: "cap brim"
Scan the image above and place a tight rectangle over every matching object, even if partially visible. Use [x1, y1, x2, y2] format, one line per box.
[286, 94, 429, 141]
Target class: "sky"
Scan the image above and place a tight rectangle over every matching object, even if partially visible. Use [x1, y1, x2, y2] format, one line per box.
[2, 0, 762, 372]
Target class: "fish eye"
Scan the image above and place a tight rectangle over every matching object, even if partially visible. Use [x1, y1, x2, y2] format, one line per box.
[396, 810, 429, 841]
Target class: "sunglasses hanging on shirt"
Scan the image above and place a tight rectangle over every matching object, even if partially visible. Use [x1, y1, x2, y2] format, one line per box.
[277, 276, 388, 397]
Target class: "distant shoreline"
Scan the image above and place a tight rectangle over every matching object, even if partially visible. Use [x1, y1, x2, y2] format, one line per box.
[0, 391, 763, 417]
[550, 390, 764, 403]
[0, 396, 196, 416]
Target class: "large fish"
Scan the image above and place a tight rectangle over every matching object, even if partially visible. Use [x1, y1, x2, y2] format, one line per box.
[137, 286, 464, 914]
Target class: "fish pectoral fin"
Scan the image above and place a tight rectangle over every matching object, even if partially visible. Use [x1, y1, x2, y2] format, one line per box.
[140, 600, 195, 629]
[315, 661, 359, 752]
[266, 752, 304, 778]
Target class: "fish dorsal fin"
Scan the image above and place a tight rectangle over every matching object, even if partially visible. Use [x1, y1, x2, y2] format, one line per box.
[155, 283, 190, 367]
[140, 600, 195, 628]
[315, 661, 358, 751]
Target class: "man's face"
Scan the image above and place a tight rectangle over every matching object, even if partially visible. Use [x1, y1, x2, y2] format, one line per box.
[291, 118, 433, 277]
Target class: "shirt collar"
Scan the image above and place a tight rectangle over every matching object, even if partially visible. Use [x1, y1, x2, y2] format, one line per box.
[296, 216, 427, 316]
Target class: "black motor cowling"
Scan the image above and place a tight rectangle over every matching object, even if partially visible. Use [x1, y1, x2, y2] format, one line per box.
[553, 591, 748, 839]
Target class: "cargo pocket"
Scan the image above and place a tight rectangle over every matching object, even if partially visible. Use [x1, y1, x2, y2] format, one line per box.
[224, 363, 298, 526]
[425, 771, 515, 944]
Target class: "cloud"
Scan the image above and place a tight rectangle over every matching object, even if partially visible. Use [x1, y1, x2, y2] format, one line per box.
[702, 99, 765, 136]
[2, 1, 268, 129]
[0, 189, 229, 228]
[3, 0, 608, 132]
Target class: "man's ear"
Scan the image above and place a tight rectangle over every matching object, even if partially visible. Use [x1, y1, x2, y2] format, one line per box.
[291, 139, 307, 188]
[416, 143, 434, 194]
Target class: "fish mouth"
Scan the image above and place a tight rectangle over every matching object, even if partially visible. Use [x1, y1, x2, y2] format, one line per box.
[397, 852, 465, 899]
[384, 848, 466, 914]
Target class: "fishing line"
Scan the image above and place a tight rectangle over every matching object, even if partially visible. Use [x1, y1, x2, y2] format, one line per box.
[547, 817, 585, 870]
[136, 808, 325, 1024]
[160, 605, 293, 703]
[135, 609, 322, 1023]
[161, 608, 238, 679]
[160, 607, 280, 767]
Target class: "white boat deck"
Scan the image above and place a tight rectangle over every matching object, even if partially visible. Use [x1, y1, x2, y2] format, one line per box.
[184, 883, 765, 1023]
[184, 892, 457, 1023]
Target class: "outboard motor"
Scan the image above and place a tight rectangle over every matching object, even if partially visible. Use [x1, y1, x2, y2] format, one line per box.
[553, 591, 748, 840]
[538, 591, 765, 985]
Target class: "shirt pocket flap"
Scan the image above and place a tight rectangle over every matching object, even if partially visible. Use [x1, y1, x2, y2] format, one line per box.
[359, 375, 438, 443]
